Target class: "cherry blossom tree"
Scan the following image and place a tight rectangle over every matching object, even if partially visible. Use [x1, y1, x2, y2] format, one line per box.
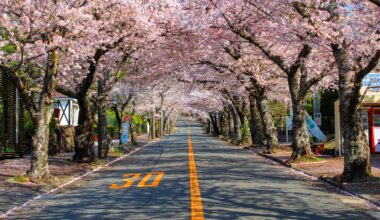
[192, 0, 336, 161]
[290, 0, 380, 180]
[0, 0, 81, 182]
[53, 0, 183, 162]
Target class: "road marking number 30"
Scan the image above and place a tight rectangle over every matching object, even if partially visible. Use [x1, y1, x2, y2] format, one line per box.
[109, 172, 165, 189]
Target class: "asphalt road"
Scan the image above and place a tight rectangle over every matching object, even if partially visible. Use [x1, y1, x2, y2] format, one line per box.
[6, 119, 378, 219]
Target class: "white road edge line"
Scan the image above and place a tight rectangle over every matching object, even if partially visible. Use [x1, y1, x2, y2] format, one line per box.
[0, 139, 161, 218]
[245, 149, 380, 212]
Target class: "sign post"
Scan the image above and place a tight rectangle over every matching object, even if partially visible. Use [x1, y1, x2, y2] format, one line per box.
[121, 115, 130, 145]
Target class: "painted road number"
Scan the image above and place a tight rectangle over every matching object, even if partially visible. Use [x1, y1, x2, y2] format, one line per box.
[109, 172, 164, 189]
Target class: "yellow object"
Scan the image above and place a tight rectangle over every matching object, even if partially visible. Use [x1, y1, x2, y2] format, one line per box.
[188, 126, 205, 220]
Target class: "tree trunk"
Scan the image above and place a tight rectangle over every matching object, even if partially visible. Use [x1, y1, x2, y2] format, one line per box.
[155, 120, 160, 138]
[209, 112, 220, 135]
[164, 116, 169, 134]
[166, 118, 170, 134]
[290, 99, 311, 160]
[237, 100, 247, 131]
[112, 106, 122, 140]
[218, 112, 227, 135]
[54, 126, 75, 154]
[160, 111, 164, 136]
[98, 79, 108, 159]
[206, 118, 211, 134]
[28, 50, 59, 183]
[230, 105, 242, 144]
[288, 66, 312, 161]
[73, 97, 95, 163]
[256, 91, 279, 153]
[227, 109, 234, 138]
[237, 100, 249, 143]
[249, 94, 265, 147]
[332, 44, 372, 180]
[130, 122, 137, 145]
[29, 104, 52, 182]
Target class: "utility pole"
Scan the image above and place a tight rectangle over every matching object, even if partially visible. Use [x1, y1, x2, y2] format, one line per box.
[151, 110, 156, 139]
[160, 111, 164, 136]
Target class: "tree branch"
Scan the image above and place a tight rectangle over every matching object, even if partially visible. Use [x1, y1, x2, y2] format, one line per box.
[0, 64, 38, 118]
[56, 85, 78, 99]
[288, 44, 312, 76]
[368, 0, 380, 7]
[78, 36, 125, 98]
[355, 50, 380, 83]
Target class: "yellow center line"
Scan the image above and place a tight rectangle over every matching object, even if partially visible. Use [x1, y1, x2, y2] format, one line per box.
[188, 124, 205, 220]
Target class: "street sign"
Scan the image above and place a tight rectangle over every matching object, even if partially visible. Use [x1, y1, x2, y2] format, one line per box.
[121, 133, 128, 144]
[286, 116, 292, 131]
[124, 115, 131, 122]
[121, 122, 129, 144]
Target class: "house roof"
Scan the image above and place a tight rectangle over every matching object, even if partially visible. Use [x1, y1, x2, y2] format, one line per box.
[52, 92, 68, 98]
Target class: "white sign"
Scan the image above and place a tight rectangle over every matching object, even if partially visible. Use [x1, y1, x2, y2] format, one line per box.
[314, 113, 322, 126]
[286, 116, 292, 131]
[286, 113, 326, 142]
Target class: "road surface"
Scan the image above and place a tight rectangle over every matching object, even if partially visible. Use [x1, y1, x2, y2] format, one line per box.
[7, 119, 378, 219]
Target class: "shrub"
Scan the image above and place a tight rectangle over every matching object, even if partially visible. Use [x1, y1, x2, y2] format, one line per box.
[24, 111, 35, 138]
[242, 123, 249, 143]
[49, 115, 57, 137]
[10, 174, 29, 183]
[107, 126, 115, 139]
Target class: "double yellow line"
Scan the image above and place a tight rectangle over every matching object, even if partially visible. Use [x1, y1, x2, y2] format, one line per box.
[188, 125, 205, 220]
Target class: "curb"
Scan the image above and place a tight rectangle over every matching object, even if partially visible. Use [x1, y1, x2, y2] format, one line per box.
[248, 149, 380, 211]
[0, 139, 161, 219]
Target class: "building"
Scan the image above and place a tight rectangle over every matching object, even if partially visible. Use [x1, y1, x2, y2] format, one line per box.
[0, 71, 25, 157]
[52, 96, 79, 126]
[335, 73, 380, 154]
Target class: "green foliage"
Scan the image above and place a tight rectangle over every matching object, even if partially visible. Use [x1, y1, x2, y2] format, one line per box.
[10, 174, 30, 183]
[107, 126, 115, 139]
[241, 123, 249, 143]
[93, 127, 98, 136]
[91, 159, 107, 168]
[131, 114, 144, 135]
[116, 70, 127, 79]
[24, 111, 35, 138]
[0, 27, 17, 54]
[49, 115, 57, 137]
[320, 89, 339, 134]
[0, 27, 10, 40]
[0, 100, 3, 136]
[109, 146, 124, 156]
[297, 155, 324, 163]
[324, 138, 336, 150]
[135, 124, 142, 135]
[132, 114, 143, 125]
[306, 94, 314, 116]
[106, 110, 117, 126]
[142, 116, 149, 124]
[269, 101, 288, 128]
[1, 43, 17, 54]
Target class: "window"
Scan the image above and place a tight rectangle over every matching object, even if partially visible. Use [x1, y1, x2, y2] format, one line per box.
[0, 97, 3, 138]
[374, 113, 380, 127]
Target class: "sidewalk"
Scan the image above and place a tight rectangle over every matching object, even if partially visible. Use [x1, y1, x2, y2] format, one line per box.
[0, 134, 153, 216]
[250, 145, 380, 207]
